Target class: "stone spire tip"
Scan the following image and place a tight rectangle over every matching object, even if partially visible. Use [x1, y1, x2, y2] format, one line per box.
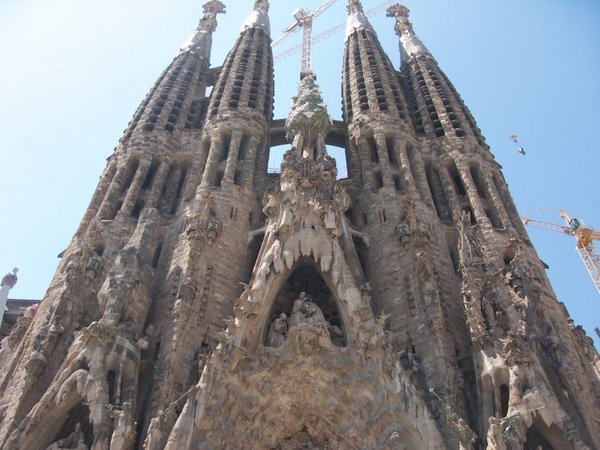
[242, 0, 270, 35]
[345, 0, 375, 40]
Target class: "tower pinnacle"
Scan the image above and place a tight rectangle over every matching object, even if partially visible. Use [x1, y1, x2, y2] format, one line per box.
[242, 0, 270, 35]
[345, 0, 375, 41]
[387, 4, 429, 61]
[177, 1, 226, 57]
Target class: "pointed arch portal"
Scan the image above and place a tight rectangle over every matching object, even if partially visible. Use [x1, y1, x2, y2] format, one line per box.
[266, 260, 347, 347]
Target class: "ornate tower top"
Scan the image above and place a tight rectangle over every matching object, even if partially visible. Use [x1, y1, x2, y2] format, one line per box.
[0, 268, 18, 289]
[285, 76, 332, 160]
[177, 1, 226, 56]
[386, 4, 430, 61]
[345, 0, 376, 41]
[242, 0, 271, 35]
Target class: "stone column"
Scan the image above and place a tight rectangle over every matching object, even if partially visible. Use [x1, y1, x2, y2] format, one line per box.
[0, 268, 18, 325]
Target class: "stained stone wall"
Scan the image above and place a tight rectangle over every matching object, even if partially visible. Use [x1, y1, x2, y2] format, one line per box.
[0, 2, 599, 450]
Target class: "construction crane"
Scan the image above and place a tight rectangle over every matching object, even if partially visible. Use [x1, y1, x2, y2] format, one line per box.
[522, 210, 600, 294]
[272, 0, 339, 79]
[274, 0, 396, 65]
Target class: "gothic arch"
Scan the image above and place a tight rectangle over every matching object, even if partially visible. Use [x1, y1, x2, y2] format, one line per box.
[253, 251, 356, 351]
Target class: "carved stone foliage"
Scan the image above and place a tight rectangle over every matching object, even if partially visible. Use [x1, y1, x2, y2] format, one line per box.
[264, 150, 349, 238]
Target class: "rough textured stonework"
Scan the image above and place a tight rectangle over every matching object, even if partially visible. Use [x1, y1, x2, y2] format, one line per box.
[0, 1, 599, 449]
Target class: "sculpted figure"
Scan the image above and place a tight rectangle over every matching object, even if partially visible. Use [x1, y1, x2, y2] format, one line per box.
[447, 411, 477, 450]
[267, 313, 288, 347]
[110, 402, 136, 450]
[45, 423, 87, 450]
[290, 292, 327, 332]
[486, 416, 505, 450]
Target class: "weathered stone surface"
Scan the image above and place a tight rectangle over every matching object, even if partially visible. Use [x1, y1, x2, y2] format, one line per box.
[0, 1, 599, 450]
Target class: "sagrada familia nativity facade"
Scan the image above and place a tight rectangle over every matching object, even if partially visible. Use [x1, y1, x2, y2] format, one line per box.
[0, 1, 599, 449]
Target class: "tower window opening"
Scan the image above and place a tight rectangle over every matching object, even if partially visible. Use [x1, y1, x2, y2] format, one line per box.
[234, 170, 242, 186]
[121, 158, 140, 193]
[131, 200, 145, 218]
[142, 160, 160, 190]
[499, 384, 509, 417]
[463, 206, 477, 225]
[214, 171, 224, 187]
[367, 136, 379, 164]
[425, 160, 452, 222]
[447, 161, 467, 197]
[373, 171, 383, 189]
[393, 174, 403, 192]
[469, 164, 488, 199]
[485, 208, 503, 229]
[386, 136, 398, 166]
[152, 241, 163, 269]
[221, 132, 231, 161]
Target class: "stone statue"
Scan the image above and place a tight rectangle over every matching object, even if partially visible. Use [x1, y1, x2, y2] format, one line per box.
[45, 423, 87, 450]
[110, 402, 136, 450]
[267, 313, 288, 347]
[486, 416, 505, 450]
[447, 410, 477, 450]
[289, 292, 328, 332]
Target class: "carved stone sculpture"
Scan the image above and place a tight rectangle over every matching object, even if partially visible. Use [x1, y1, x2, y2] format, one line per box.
[266, 313, 288, 347]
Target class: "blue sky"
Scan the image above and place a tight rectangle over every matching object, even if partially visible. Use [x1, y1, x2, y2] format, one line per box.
[0, 0, 599, 347]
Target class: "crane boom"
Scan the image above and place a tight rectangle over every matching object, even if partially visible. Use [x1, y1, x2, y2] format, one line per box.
[522, 210, 600, 294]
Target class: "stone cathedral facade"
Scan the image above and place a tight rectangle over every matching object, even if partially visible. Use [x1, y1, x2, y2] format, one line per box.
[0, 1, 599, 449]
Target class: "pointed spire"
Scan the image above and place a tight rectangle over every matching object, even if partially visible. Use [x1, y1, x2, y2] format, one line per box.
[177, 1, 226, 57]
[345, 0, 376, 41]
[285, 75, 332, 160]
[387, 4, 430, 61]
[242, 0, 271, 36]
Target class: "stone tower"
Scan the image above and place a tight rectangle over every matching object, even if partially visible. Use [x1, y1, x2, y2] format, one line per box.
[0, 1, 598, 449]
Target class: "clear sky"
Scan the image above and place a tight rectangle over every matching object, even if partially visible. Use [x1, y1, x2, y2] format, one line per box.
[1, 0, 599, 347]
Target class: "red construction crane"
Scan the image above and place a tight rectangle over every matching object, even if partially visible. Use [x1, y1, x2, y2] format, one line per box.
[522, 210, 600, 294]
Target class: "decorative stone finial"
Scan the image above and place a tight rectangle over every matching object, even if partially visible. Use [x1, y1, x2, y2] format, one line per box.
[254, 0, 269, 13]
[177, 1, 225, 56]
[1, 268, 18, 289]
[346, 0, 363, 14]
[386, 3, 429, 60]
[387, 4, 412, 35]
[285, 76, 332, 160]
[203, 0, 226, 15]
[242, 0, 270, 35]
[345, 0, 375, 41]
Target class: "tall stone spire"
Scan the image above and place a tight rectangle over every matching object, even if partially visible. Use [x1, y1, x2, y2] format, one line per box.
[345, 0, 376, 41]
[285, 76, 332, 160]
[387, 4, 430, 64]
[242, 0, 270, 35]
